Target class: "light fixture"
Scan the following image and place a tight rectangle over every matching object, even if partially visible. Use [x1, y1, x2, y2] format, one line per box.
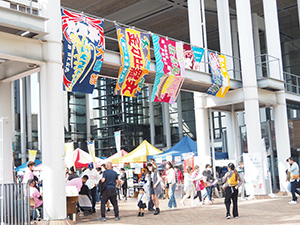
[20, 31, 30, 36]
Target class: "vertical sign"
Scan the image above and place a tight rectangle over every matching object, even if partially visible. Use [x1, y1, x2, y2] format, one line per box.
[114, 131, 121, 156]
[151, 35, 185, 104]
[61, 8, 104, 94]
[65, 142, 74, 168]
[115, 25, 151, 97]
[87, 141, 96, 164]
[28, 150, 37, 162]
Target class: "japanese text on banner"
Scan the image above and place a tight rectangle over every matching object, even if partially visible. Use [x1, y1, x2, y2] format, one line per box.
[115, 25, 150, 97]
[61, 8, 104, 94]
[151, 35, 185, 104]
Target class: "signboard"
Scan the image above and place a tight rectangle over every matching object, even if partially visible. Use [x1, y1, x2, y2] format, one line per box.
[183, 152, 194, 173]
[28, 150, 37, 162]
[115, 25, 151, 97]
[151, 34, 185, 104]
[87, 141, 96, 163]
[166, 155, 172, 162]
[114, 130, 121, 155]
[61, 8, 104, 93]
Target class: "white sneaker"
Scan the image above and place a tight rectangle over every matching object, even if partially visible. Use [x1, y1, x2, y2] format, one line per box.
[226, 215, 231, 219]
[288, 200, 297, 204]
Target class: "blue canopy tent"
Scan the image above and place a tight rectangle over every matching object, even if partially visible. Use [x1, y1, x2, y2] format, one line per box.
[15, 159, 42, 172]
[148, 136, 197, 162]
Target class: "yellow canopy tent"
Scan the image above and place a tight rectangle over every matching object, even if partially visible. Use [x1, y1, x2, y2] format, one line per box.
[111, 140, 163, 164]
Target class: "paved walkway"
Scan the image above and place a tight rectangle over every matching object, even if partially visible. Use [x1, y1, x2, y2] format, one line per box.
[75, 195, 300, 225]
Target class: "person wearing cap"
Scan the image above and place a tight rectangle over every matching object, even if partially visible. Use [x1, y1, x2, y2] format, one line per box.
[81, 162, 101, 213]
[22, 161, 35, 184]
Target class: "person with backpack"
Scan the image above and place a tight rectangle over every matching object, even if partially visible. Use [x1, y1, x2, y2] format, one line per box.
[223, 163, 243, 219]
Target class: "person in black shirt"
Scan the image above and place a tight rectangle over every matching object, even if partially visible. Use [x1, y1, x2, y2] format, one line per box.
[120, 168, 128, 200]
[68, 166, 79, 181]
[79, 175, 90, 196]
[99, 162, 120, 222]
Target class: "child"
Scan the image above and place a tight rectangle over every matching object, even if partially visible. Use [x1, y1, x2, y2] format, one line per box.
[137, 188, 148, 217]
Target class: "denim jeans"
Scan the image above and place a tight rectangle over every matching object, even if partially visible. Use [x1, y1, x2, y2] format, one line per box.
[203, 187, 212, 201]
[168, 183, 177, 208]
[290, 180, 300, 201]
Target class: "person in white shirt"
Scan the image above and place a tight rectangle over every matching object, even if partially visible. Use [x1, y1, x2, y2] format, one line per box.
[180, 166, 195, 207]
[166, 161, 177, 209]
[81, 162, 101, 213]
[287, 157, 300, 204]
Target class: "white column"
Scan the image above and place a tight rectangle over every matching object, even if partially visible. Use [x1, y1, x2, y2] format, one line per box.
[187, 0, 207, 72]
[225, 112, 235, 160]
[0, 82, 14, 184]
[40, 0, 66, 220]
[262, 0, 283, 81]
[26, 76, 33, 149]
[148, 86, 155, 145]
[177, 93, 184, 140]
[231, 20, 241, 80]
[274, 91, 291, 192]
[194, 93, 210, 169]
[236, 0, 264, 154]
[252, 13, 263, 78]
[85, 94, 91, 141]
[216, 0, 234, 79]
[188, 0, 210, 169]
[20, 78, 27, 164]
[163, 103, 171, 148]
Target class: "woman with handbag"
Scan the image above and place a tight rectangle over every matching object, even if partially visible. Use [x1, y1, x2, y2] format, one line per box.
[180, 166, 195, 207]
[147, 162, 162, 215]
[223, 163, 243, 219]
[192, 165, 204, 205]
[202, 164, 213, 204]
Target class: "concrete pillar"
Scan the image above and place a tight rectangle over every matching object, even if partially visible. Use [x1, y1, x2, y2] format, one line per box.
[274, 91, 291, 191]
[194, 93, 210, 169]
[188, 0, 210, 169]
[177, 92, 184, 140]
[26, 76, 33, 149]
[252, 13, 263, 78]
[40, 0, 66, 220]
[216, 0, 234, 79]
[231, 20, 241, 80]
[163, 103, 171, 148]
[86, 94, 91, 141]
[0, 82, 14, 184]
[187, 0, 207, 72]
[262, 0, 283, 81]
[20, 78, 27, 164]
[225, 112, 235, 160]
[148, 86, 155, 145]
[236, 0, 264, 161]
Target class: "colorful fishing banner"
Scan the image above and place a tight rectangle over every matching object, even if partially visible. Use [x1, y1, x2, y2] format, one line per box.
[61, 8, 104, 94]
[206, 51, 230, 98]
[151, 35, 185, 104]
[115, 25, 151, 97]
[87, 141, 96, 164]
[28, 150, 37, 162]
[183, 44, 205, 70]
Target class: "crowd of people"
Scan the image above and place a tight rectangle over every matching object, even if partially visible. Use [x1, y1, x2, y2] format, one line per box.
[21, 156, 300, 222]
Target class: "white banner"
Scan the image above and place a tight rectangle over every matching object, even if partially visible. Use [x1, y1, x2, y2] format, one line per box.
[114, 131, 121, 154]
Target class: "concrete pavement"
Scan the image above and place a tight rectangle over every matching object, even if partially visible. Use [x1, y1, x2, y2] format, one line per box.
[75, 196, 300, 225]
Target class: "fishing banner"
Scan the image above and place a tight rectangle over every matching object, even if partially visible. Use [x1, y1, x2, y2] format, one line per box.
[183, 44, 205, 70]
[114, 130, 121, 154]
[115, 25, 151, 97]
[28, 150, 37, 162]
[206, 51, 230, 98]
[65, 142, 74, 168]
[151, 34, 185, 104]
[61, 8, 104, 94]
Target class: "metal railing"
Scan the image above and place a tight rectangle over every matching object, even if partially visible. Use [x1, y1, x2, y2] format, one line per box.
[1, 0, 40, 15]
[255, 54, 281, 79]
[0, 183, 30, 225]
[284, 71, 300, 95]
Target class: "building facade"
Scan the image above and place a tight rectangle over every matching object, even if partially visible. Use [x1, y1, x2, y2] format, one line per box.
[0, 0, 300, 221]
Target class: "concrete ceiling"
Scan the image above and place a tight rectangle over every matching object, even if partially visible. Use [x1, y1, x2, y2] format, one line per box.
[61, 0, 300, 52]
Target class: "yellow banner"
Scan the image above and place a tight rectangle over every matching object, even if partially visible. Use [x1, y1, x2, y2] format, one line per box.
[28, 150, 37, 162]
[216, 54, 230, 98]
[88, 141, 96, 164]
